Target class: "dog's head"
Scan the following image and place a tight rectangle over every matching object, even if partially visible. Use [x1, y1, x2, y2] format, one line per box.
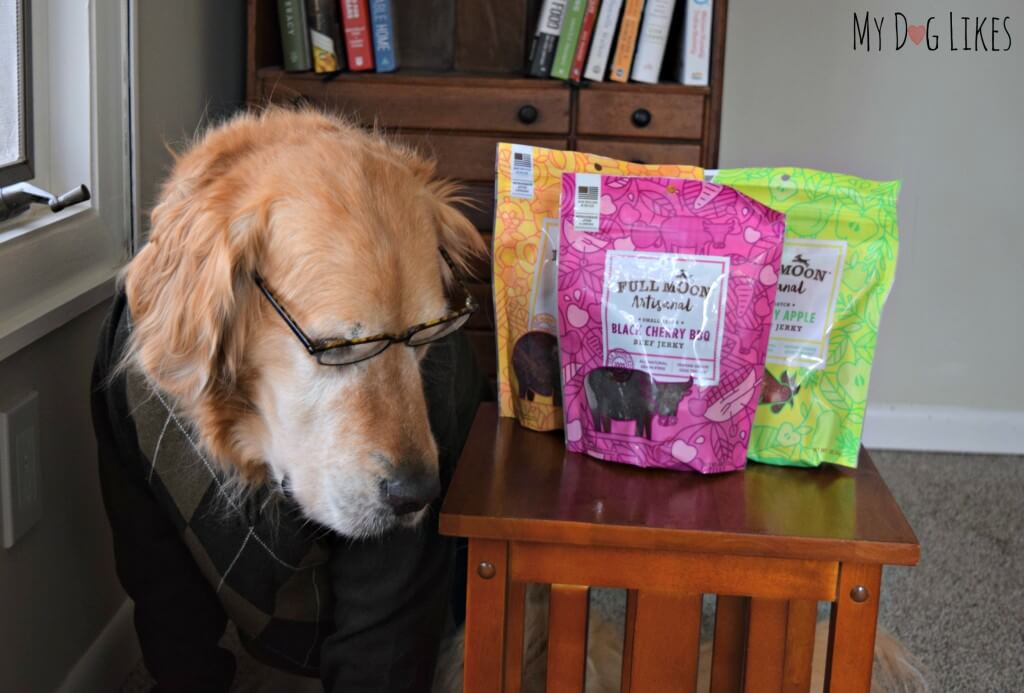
[123, 109, 484, 537]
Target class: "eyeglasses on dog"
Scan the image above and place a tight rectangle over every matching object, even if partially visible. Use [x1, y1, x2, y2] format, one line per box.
[254, 249, 477, 366]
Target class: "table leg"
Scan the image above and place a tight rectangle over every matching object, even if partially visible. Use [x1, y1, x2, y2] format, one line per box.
[464, 539, 509, 693]
[744, 598, 788, 692]
[825, 563, 882, 693]
[782, 600, 817, 693]
[620, 589, 638, 693]
[710, 595, 749, 693]
[629, 590, 703, 692]
[546, 584, 590, 693]
[504, 581, 526, 693]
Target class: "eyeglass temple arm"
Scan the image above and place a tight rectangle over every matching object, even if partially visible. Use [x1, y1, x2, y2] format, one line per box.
[254, 274, 318, 353]
[437, 247, 478, 310]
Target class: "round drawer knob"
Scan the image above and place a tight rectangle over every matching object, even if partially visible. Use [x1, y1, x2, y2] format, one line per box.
[850, 585, 870, 603]
[477, 561, 496, 579]
[517, 104, 539, 125]
[631, 108, 652, 128]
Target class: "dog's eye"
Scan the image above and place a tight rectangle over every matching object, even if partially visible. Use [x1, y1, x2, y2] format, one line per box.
[317, 341, 390, 366]
[407, 313, 471, 347]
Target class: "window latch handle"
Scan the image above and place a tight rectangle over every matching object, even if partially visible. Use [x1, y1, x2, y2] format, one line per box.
[0, 183, 91, 222]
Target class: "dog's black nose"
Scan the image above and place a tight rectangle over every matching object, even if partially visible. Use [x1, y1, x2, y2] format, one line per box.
[380, 471, 440, 516]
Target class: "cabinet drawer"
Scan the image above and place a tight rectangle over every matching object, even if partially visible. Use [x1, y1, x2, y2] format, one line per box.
[576, 139, 702, 167]
[577, 88, 704, 140]
[263, 74, 571, 134]
[396, 134, 567, 182]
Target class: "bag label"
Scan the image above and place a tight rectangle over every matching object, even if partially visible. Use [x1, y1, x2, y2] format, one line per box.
[509, 144, 534, 199]
[767, 239, 847, 368]
[602, 250, 729, 386]
[573, 173, 602, 232]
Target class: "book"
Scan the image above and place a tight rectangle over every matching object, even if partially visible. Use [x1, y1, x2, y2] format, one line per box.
[583, 0, 624, 81]
[630, 0, 676, 83]
[680, 0, 713, 85]
[393, 0, 454, 70]
[569, 0, 601, 82]
[550, 0, 589, 80]
[527, 0, 568, 78]
[369, 0, 397, 72]
[307, 0, 344, 73]
[278, 0, 313, 71]
[340, 0, 374, 71]
[608, 0, 645, 82]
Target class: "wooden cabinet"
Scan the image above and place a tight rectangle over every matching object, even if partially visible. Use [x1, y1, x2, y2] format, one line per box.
[246, 0, 729, 387]
[576, 84, 705, 140]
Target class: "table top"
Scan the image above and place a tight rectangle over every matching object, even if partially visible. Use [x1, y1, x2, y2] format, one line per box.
[440, 405, 920, 565]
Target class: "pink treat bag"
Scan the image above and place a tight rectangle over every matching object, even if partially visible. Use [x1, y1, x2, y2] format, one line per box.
[557, 175, 785, 473]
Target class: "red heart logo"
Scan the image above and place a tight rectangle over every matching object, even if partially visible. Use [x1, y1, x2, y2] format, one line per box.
[908, 24, 926, 45]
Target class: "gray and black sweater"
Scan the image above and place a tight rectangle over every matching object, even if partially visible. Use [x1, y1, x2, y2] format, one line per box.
[91, 290, 485, 692]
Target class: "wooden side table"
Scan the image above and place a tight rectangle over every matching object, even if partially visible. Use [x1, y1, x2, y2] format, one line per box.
[440, 405, 920, 693]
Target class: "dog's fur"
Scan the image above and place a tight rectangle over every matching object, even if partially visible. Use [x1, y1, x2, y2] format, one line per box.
[124, 108, 485, 537]
[124, 110, 926, 692]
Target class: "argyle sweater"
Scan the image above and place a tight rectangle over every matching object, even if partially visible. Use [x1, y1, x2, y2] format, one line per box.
[92, 290, 485, 691]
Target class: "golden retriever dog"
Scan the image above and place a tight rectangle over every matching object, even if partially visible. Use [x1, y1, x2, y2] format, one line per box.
[125, 109, 484, 536]
[93, 107, 493, 691]
[94, 108, 924, 692]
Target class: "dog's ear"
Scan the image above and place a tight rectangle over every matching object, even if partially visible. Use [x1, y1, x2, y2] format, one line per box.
[124, 174, 265, 406]
[428, 179, 488, 281]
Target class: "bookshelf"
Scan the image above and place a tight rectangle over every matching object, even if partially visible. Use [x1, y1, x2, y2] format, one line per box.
[246, 0, 730, 388]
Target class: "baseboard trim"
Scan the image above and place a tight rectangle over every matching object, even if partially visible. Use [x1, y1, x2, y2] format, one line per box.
[57, 598, 140, 693]
[863, 405, 1024, 455]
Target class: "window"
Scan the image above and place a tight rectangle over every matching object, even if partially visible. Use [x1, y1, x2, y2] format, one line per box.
[0, 0, 32, 186]
[0, 0, 132, 361]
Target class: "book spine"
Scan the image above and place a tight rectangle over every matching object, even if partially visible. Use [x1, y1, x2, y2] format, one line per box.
[680, 0, 713, 85]
[340, 0, 375, 71]
[369, 0, 397, 72]
[307, 0, 344, 73]
[608, 0, 645, 82]
[279, 0, 313, 71]
[569, 0, 601, 82]
[528, 0, 568, 78]
[630, 0, 676, 83]
[550, 0, 588, 80]
[583, 0, 624, 81]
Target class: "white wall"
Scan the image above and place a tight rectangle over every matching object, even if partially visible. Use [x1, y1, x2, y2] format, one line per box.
[0, 3, 246, 692]
[0, 306, 126, 693]
[719, 0, 1024, 452]
[134, 0, 247, 232]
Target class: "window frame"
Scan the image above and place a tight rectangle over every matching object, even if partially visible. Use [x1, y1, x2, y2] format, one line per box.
[0, 0, 133, 362]
[0, 0, 34, 186]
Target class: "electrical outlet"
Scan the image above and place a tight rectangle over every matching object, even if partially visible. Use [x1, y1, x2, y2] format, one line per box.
[1, 391, 41, 549]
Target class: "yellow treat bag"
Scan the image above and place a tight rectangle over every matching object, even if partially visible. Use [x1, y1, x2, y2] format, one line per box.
[493, 143, 702, 430]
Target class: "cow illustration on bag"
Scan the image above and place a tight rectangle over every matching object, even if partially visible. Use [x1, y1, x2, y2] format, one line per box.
[512, 331, 561, 404]
[584, 368, 694, 439]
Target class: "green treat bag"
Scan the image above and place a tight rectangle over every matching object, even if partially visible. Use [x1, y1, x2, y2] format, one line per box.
[710, 168, 900, 468]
